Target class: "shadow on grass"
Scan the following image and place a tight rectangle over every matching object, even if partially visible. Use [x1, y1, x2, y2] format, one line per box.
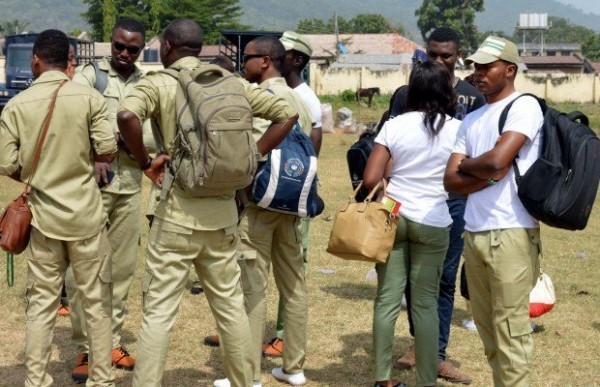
[320, 282, 377, 301]
[592, 322, 600, 332]
[304, 331, 414, 386]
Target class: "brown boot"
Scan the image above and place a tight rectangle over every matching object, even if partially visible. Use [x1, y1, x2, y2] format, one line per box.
[71, 353, 89, 382]
[437, 361, 473, 385]
[393, 345, 415, 370]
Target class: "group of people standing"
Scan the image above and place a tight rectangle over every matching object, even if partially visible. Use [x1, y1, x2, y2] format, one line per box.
[0, 16, 543, 387]
[0, 18, 321, 387]
[364, 28, 543, 387]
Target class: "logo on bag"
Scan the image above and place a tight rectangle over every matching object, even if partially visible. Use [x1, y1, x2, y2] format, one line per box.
[284, 158, 304, 178]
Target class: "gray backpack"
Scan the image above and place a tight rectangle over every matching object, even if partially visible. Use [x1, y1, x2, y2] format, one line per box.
[161, 65, 257, 198]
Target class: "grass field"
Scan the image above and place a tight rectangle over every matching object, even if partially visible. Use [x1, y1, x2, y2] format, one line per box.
[0, 97, 599, 386]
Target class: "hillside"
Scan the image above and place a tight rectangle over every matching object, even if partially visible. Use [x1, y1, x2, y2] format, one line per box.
[0, 0, 87, 34]
[239, 0, 600, 42]
[0, 0, 599, 42]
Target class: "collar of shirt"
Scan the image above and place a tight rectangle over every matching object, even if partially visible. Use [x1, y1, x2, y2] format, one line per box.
[169, 56, 203, 71]
[259, 77, 287, 89]
[32, 70, 69, 86]
[100, 56, 144, 83]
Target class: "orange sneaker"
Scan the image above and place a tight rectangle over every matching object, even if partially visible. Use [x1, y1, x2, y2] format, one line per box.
[112, 347, 135, 370]
[58, 304, 70, 317]
[71, 353, 89, 382]
[262, 337, 283, 357]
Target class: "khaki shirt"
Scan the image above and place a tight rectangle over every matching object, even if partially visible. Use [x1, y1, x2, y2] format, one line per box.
[0, 71, 116, 240]
[252, 77, 315, 142]
[74, 57, 151, 194]
[119, 57, 296, 230]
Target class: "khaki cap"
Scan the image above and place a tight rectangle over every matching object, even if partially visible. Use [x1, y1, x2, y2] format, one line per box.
[466, 36, 520, 65]
[280, 31, 312, 57]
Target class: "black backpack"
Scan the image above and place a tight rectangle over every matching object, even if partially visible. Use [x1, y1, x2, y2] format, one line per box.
[347, 129, 378, 201]
[499, 94, 600, 230]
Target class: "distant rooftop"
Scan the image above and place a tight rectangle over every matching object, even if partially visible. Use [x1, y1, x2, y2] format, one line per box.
[304, 33, 422, 57]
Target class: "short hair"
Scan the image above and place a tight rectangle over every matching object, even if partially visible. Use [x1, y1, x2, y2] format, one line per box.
[163, 18, 203, 52]
[407, 61, 457, 135]
[33, 29, 69, 69]
[427, 27, 460, 49]
[209, 55, 235, 73]
[113, 17, 146, 40]
[250, 35, 286, 72]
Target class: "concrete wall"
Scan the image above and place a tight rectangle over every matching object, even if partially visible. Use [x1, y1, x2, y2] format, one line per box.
[309, 63, 600, 103]
[1, 58, 597, 103]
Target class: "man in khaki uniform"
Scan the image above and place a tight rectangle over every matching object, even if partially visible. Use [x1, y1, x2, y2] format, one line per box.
[214, 35, 313, 387]
[116, 19, 298, 387]
[65, 18, 147, 381]
[260, 31, 323, 358]
[0, 30, 117, 387]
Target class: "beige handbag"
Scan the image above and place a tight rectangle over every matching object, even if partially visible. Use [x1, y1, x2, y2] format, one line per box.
[326, 180, 399, 263]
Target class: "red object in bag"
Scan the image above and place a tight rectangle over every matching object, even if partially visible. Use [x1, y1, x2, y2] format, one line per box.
[529, 271, 555, 318]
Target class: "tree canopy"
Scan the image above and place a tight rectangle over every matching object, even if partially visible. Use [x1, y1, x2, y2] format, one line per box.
[83, 0, 249, 43]
[415, 0, 484, 51]
[297, 13, 405, 36]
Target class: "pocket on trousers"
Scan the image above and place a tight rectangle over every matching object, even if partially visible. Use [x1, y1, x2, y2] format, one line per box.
[508, 312, 533, 338]
[418, 223, 449, 247]
[24, 276, 35, 318]
[98, 269, 113, 317]
[221, 225, 239, 251]
[293, 217, 302, 245]
[141, 271, 154, 312]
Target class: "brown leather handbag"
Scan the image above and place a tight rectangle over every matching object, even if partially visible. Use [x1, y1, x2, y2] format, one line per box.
[326, 180, 399, 263]
[0, 80, 66, 254]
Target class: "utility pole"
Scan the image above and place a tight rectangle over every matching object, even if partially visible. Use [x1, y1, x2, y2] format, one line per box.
[334, 12, 340, 59]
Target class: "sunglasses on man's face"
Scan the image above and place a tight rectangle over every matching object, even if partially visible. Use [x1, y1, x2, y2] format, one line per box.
[242, 53, 268, 63]
[113, 41, 143, 55]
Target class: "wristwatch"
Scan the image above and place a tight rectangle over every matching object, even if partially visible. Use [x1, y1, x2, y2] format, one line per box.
[141, 156, 153, 171]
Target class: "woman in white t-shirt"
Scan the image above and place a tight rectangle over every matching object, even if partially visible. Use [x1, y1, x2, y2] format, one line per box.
[363, 61, 461, 387]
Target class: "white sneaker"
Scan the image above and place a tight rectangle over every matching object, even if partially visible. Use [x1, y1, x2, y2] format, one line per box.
[214, 378, 261, 387]
[272, 367, 306, 385]
[213, 378, 230, 387]
[462, 319, 477, 332]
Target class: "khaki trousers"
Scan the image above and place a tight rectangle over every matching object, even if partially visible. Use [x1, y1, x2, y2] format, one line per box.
[238, 204, 307, 380]
[25, 227, 114, 387]
[464, 228, 541, 387]
[66, 191, 141, 351]
[132, 218, 253, 387]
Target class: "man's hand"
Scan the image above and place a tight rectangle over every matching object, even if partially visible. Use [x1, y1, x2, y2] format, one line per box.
[95, 162, 112, 187]
[144, 154, 171, 187]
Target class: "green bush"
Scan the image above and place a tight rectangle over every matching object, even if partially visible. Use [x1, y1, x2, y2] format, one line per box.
[340, 89, 356, 102]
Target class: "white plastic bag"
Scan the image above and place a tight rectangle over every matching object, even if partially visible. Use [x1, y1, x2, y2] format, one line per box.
[529, 270, 555, 318]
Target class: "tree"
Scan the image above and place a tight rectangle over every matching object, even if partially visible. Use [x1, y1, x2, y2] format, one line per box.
[82, 0, 248, 43]
[0, 19, 31, 35]
[416, 0, 485, 52]
[296, 13, 404, 35]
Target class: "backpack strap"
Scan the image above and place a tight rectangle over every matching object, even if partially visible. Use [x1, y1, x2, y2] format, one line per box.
[90, 61, 108, 94]
[567, 111, 589, 126]
[497, 93, 546, 185]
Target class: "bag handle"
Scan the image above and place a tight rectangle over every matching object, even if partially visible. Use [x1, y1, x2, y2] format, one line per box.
[24, 80, 67, 194]
[350, 179, 387, 202]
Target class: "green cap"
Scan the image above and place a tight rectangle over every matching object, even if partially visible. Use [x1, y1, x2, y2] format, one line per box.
[280, 31, 312, 57]
[465, 36, 520, 65]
